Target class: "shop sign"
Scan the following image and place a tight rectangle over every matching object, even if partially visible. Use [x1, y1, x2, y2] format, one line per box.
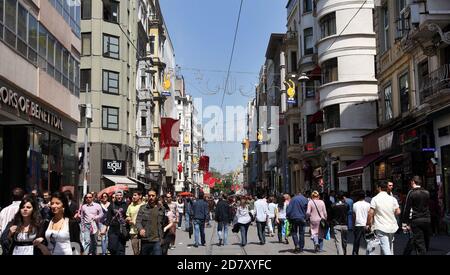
[304, 143, 316, 151]
[378, 131, 393, 151]
[0, 85, 63, 131]
[103, 159, 126, 175]
[399, 129, 418, 145]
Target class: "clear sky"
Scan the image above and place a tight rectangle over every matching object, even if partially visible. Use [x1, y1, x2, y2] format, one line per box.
[160, 0, 286, 173]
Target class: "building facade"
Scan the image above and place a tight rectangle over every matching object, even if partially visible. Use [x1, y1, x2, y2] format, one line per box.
[0, 0, 81, 206]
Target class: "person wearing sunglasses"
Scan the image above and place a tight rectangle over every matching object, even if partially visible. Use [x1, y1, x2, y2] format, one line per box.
[136, 190, 165, 255]
[34, 192, 83, 255]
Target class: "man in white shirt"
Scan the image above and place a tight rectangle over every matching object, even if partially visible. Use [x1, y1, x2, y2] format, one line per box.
[0, 188, 25, 237]
[254, 193, 269, 245]
[352, 190, 371, 255]
[367, 181, 401, 255]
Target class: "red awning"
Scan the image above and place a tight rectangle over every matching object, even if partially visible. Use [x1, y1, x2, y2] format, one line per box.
[308, 110, 323, 124]
[308, 66, 321, 80]
[338, 153, 382, 177]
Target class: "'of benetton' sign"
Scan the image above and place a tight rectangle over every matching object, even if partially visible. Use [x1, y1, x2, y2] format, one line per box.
[0, 86, 63, 131]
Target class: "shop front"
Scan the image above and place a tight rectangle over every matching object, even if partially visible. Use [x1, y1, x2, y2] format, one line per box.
[0, 79, 78, 208]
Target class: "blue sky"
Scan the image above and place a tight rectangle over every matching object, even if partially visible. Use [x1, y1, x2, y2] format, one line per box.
[160, 0, 286, 173]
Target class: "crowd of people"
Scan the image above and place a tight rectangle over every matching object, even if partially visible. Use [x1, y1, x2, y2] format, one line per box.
[0, 175, 433, 255]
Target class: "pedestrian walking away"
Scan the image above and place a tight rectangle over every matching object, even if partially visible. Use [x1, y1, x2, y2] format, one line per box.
[215, 193, 232, 246]
[235, 196, 251, 247]
[254, 193, 269, 245]
[402, 176, 432, 255]
[306, 191, 327, 253]
[192, 192, 209, 247]
[286, 192, 308, 253]
[367, 181, 401, 255]
[352, 190, 371, 255]
[330, 192, 349, 255]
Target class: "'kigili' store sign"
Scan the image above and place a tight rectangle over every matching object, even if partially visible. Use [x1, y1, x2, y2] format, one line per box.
[0, 86, 63, 131]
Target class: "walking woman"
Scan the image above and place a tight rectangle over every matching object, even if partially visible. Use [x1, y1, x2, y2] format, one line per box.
[35, 192, 83, 255]
[1, 197, 49, 255]
[235, 196, 251, 247]
[306, 191, 328, 253]
[275, 196, 288, 244]
[99, 192, 110, 255]
[161, 201, 177, 255]
[176, 197, 184, 229]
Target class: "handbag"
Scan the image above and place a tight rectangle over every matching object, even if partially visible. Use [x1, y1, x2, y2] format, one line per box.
[232, 223, 240, 233]
[312, 200, 329, 231]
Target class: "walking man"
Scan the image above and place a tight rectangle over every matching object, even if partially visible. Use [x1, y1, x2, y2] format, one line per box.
[367, 181, 401, 255]
[331, 192, 349, 255]
[136, 189, 165, 255]
[80, 193, 103, 255]
[254, 192, 269, 245]
[215, 193, 232, 246]
[286, 191, 308, 253]
[352, 190, 371, 255]
[402, 176, 431, 255]
[126, 191, 144, 255]
[192, 192, 209, 247]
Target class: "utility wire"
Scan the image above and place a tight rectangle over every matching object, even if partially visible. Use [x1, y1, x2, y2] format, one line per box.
[325, 0, 368, 52]
[220, 0, 244, 107]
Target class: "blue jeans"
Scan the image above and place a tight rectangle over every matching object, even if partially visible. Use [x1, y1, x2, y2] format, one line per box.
[178, 214, 183, 228]
[256, 222, 266, 244]
[140, 241, 162, 255]
[217, 222, 229, 245]
[373, 230, 394, 255]
[193, 219, 206, 246]
[99, 223, 108, 255]
[312, 235, 324, 251]
[185, 214, 190, 231]
[239, 223, 250, 246]
[291, 219, 306, 250]
[81, 223, 97, 255]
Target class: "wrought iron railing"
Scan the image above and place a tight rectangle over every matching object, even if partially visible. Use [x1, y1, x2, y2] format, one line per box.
[420, 64, 450, 102]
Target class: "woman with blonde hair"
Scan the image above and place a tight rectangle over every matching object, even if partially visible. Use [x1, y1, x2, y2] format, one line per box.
[306, 191, 327, 253]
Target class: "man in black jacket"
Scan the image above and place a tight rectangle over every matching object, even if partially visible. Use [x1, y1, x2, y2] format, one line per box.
[136, 189, 165, 255]
[192, 192, 209, 247]
[215, 193, 232, 246]
[101, 190, 128, 255]
[402, 176, 431, 255]
[331, 192, 349, 255]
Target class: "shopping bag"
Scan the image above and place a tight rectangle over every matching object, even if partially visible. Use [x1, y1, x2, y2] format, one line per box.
[285, 219, 291, 237]
[325, 227, 331, 240]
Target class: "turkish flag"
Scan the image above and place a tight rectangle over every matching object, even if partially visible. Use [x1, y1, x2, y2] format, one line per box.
[178, 163, 183, 173]
[203, 172, 211, 183]
[160, 118, 180, 160]
[199, 156, 209, 171]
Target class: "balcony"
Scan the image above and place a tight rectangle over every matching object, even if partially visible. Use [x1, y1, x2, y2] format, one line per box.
[137, 136, 154, 149]
[301, 140, 321, 158]
[137, 89, 153, 101]
[420, 64, 450, 103]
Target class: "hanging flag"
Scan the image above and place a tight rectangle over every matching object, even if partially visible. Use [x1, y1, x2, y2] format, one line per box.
[199, 156, 210, 171]
[160, 118, 180, 160]
[178, 163, 183, 173]
[162, 73, 172, 96]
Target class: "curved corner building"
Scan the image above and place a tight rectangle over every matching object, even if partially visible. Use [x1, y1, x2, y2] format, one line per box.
[315, 0, 378, 192]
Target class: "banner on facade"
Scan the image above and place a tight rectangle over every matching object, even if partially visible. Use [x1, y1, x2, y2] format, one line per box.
[378, 131, 393, 152]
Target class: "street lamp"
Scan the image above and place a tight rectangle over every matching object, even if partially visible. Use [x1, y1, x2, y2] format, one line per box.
[298, 73, 310, 82]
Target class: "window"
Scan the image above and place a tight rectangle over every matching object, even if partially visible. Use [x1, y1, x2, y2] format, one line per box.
[102, 70, 119, 94]
[290, 51, 297, 72]
[62, 49, 69, 88]
[102, 106, 119, 130]
[47, 34, 55, 77]
[5, 0, 16, 47]
[178, 150, 182, 162]
[149, 36, 155, 54]
[396, 0, 408, 39]
[38, 24, 47, 70]
[383, 84, 393, 120]
[418, 60, 429, 98]
[322, 58, 338, 84]
[306, 116, 317, 142]
[81, 33, 91, 56]
[0, 0, 4, 39]
[140, 75, 146, 90]
[103, 0, 119, 23]
[320, 12, 336, 39]
[141, 116, 146, 135]
[293, 123, 301, 144]
[103, 34, 119, 59]
[305, 79, 315, 98]
[28, 14, 38, 64]
[16, 3, 27, 57]
[81, 0, 91, 19]
[399, 71, 409, 113]
[303, 0, 312, 13]
[324, 104, 340, 129]
[54, 42, 62, 82]
[381, 4, 390, 53]
[304, 28, 313, 55]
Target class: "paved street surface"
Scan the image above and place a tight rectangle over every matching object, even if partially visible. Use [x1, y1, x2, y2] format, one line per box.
[161, 221, 450, 256]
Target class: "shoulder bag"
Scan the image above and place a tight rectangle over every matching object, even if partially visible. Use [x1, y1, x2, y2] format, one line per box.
[312, 200, 329, 231]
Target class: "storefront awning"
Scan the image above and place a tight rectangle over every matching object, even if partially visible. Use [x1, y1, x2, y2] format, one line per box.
[338, 153, 382, 177]
[128, 177, 150, 188]
[103, 176, 138, 188]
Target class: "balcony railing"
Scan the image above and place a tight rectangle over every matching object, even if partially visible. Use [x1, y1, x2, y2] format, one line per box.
[138, 89, 152, 101]
[420, 64, 450, 102]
